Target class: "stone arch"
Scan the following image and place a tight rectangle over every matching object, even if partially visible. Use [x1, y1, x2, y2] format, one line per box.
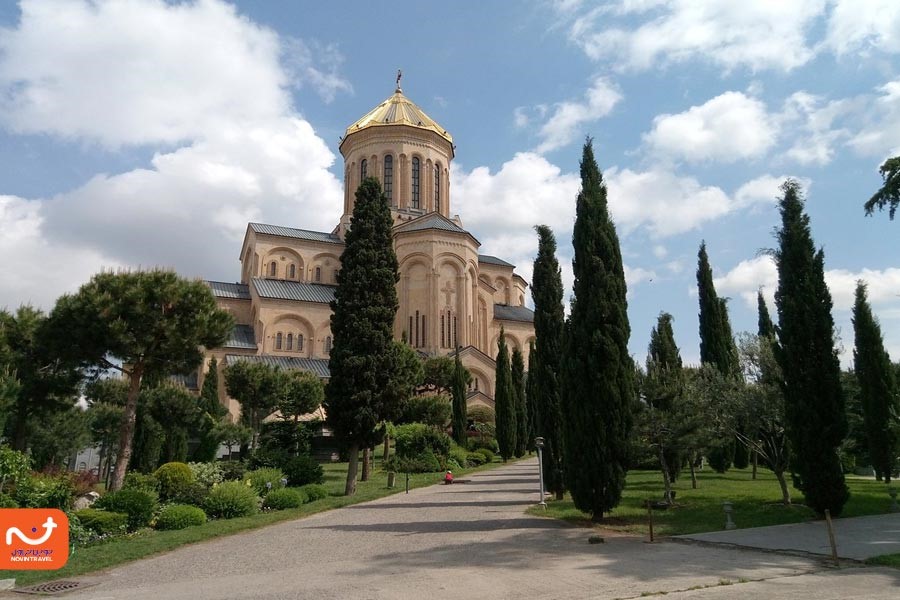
[493, 277, 511, 304]
[263, 247, 304, 280]
[314, 321, 332, 358]
[467, 366, 490, 395]
[310, 252, 340, 283]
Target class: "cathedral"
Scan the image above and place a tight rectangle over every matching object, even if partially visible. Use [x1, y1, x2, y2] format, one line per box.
[201, 83, 535, 419]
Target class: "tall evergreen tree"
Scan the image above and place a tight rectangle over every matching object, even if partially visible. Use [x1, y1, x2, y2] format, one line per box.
[852, 281, 899, 483]
[512, 347, 528, 457]
[775, 180, 849, 516]
[696, 242, 741, 471]
[525, 342, 537, 452]
[494, 327, 516, 461]
[561, 139, 633, 520]
[324, 177, 401, 496]
[757, 291, 776, 339]
[450, 350, 470, 447]
[531, 225, 566, 498]
[195, 357, 227, 461]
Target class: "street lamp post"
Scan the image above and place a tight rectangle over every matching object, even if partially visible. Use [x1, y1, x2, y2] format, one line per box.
[535, 436, 547, 509]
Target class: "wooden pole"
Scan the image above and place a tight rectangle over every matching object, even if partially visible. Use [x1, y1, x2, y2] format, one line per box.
[824, 509, 838, 562]
[646, 500, 655, 543]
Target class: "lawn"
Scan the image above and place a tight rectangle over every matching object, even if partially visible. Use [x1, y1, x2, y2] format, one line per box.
[527, 467, 897, 537]
[866, 553, 900, 569]
[0, 458, 505, 588]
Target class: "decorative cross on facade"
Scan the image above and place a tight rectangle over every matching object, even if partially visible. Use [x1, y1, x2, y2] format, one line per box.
[441, 281, 455, 306]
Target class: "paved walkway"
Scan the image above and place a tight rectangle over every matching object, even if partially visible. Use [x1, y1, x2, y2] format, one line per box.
[5, 460, 897, 599]
[677, 512, 900, 560]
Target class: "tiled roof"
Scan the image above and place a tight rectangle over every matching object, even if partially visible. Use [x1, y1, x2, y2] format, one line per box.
[225, 354, 331, 379]
[206, 281, 251, 300]
[249, 223, 343, 245]
[478, 255, 514, 268]
[493, 304, 534, 323]
[394, 213, 471, 236]
[224, 324, 257, 350]
[252, 278, 336, 304]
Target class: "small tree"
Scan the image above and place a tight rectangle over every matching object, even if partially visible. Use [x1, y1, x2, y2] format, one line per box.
[49, 270, 232, 490]
[422, 357, 455, 395]
[215, 421, 252, 459]
[279, 370, 325, 422]
[864, 156, 900, 220]
[194, 357, 228, 461]
[146, 382, 202, 465]
[512, 347, 528, 458]
[494, 327, 516, 461]
[224, 360, 284, 451]
[451, 351, 470, 446]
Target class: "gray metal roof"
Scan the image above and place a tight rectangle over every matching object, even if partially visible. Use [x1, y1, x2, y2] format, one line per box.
[493, 304, 534, 323]
[394, 213, 470, 236]
[225, 354, 331, 379]
[478, 255, 514, 268]
[252, 278, 336, 304]
[249, 223, 343, 245]
[224, 324, 257, 349]
[169, 372, 199, 390]
[206, 281, 251, 300]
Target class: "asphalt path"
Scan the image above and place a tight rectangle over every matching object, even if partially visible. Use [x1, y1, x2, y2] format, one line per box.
[8, 459, 897, 599]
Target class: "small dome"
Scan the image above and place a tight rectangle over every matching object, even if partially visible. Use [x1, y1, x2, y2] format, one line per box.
[344, 88, 453, 144]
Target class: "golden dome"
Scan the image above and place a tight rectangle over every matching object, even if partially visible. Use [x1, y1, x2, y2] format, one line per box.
[343, 87, 453, 145]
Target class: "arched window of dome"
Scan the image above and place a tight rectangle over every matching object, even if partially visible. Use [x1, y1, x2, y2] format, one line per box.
[324, 336, 332, 354]
[383, 155, 393, 204]
[269, 261, 277, 277]
[360, 158, 367, 180]
[275, 332, 283, 350]
[315, 266, 321, 282]
[289, 264, 296, 279]
[434, 164, 441, 212]
[411, 157, 420, 209]
[297, 334, 304, 352]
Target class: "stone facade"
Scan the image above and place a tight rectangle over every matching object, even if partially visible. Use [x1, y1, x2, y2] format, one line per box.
[203, 86, 534, 419]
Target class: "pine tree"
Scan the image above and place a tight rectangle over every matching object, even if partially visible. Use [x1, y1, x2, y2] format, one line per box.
[451, 351, 470, 447]
[512, 347, 528, 458]
[561, 139, 633, 520]
[494, 326, 516, 461]
[852, 281, 899, 483]
[696, 242, 740, 471]
[775, 180, 849, 516]
[531, 225, 566, 498]
[324, 177, 401, 496]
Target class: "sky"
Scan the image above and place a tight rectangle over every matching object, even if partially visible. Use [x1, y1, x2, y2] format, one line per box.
[1, 0, 898, 368]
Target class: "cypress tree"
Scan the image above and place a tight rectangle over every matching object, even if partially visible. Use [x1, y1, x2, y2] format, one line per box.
[775, 180, 849, 516]
[697, 242, 740, 471]
[451, 350, 469, 447]
[324, 177, 400, 496]
[195, 357, 227, 461]
[512, 347, 528, 457]
[852, 281, 899, 483]
[561, 139, 633, 520]
[494, 326, 516, 461]
[757, 291, 776, 339]
[532, 225, 566, 499]
[525, 342, 538, 452]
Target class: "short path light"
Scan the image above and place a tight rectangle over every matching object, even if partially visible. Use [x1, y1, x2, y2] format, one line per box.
[723, 501, 736, 530]
[280, 478, 288, 488]
[535, 437, 547, 509]
[265, 481, 273, 492]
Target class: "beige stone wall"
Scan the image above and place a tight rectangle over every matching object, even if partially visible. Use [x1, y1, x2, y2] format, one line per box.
[240, 229, 345, 285]
[250, 296, 334, 360]
[217, 297, 252, 326]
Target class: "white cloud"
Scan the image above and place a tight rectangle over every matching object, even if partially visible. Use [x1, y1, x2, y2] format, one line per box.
[625, 265, 656, 287]
[780, 92, 854, 166]
[533, 77, 622, 154]
[848, 79, 900, 158]
[825, 0, 900, 56]
[714, 255, 778, 308]
[825, 268, 900, 312]
[567, 1, 826, 73]
[733, 174, 810, 210]
[0, 0, 345, 309]
[643, 92, 777, 164]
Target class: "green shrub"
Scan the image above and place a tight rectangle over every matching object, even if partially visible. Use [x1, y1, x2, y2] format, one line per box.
[155, 504, 207, 530]
[67, 510, 100, 547]
[298, 484, 328, 502]
[187, 462, 224, 488]
[154, 462, 195, 501]
[73, 509, 127, 536]
[123, 472, 159, 494]
[14, 473, 75, 510]
[263, 488, 307, 510]
[467, 405, 495, 424]
[244, 467, 285, 495]
[394, 423, 451, 460]
[95, 489, 158, 531]
[446, 458, 462, 471]
[386, 451, 442, 473]
[218, 460, 246, 481]
[0, 492, 17, 508]
[0, 445, 31, 494]
[474, 448, 495, 463]
[282, 455, 324, 487]
[466, 452, 487, 466]
[173, 482, 210, 507]
[204, 481, 259, 518]
[449, 445, 471, 468]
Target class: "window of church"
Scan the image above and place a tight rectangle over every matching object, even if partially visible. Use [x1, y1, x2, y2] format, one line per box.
[415, 310, 420, 347]
[289, 264, 296, 279]
[286, 333, 293, 351]
[275, 332, 283, 350]
[383, 155, 393, 203]
[324, 336, 332, 354]
[315, 266, 321, 282]
[434, 165, 440, 212]
[297, 334, 304, 352]
[269, 261, 277, 277]
[360, 158, 367, 180]
[411, 157, 420, 209]
[441, 314, 445, 348]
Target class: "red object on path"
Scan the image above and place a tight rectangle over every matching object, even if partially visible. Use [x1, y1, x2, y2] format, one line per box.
[444, 471, 454, 485]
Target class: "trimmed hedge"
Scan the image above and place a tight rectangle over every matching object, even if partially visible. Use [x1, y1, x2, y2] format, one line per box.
[282, 455, 324, 487]
[263, 488, 307, 510]
[122, 472, 159, 494]
[154, 462, 195, 501]
[473, 448, 495, 463]
[73, 509, 127, 536]
[298, 484, 328, 502]
[155, 504, 207, 530]
[204, 482, 259, 519]
[95, 489, 158, 531]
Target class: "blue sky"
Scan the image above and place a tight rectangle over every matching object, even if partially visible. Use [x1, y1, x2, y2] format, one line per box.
[1, 0, 898, 367]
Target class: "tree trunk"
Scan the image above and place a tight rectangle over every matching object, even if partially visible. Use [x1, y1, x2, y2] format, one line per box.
[344, 443, 360, 496]
[361, 447, 371, 481]
[751, 450, 758, 480]
[382, 434, 390, 462]
[689, 454, 698, 489]
[774, 469, 791, 505]
[659, 445, 674, 503]
[109, 365, 144, 492]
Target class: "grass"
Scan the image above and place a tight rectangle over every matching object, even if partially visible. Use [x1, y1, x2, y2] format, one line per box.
[527, 467, 897, 537]
[0, 457, 505, 588]
[866, 553, 900, 569]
